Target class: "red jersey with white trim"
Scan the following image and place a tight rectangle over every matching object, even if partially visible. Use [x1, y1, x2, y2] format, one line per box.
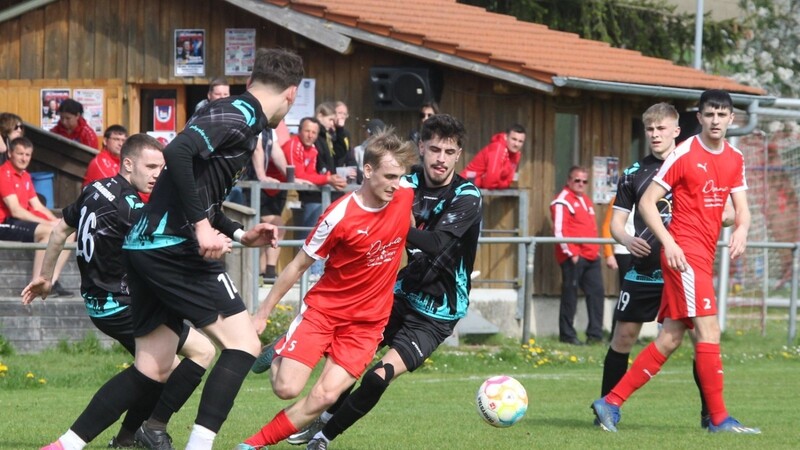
[302, 185, 413, 321]
[653, 135, 747, 264]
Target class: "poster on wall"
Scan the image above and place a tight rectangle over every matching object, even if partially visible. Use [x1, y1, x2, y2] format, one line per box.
[224, 28, 256, 76]
[283, 78, 315, 133]
[175, 29, 205, 77]
[592, 156, 619, 204]
[153, 99, 176, 132]
[40, 88, 71, 130]
[73, 89, 104, 134]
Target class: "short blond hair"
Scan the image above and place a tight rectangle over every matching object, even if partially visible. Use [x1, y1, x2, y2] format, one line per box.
[642, 102, 679, 126]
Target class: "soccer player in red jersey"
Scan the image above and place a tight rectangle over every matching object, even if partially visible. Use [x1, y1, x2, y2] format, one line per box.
[592, 89, 760, 434]
[241, 129, 418, 449]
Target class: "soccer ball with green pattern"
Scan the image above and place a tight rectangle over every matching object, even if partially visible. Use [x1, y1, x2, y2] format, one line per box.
[476, 375, 528, 427]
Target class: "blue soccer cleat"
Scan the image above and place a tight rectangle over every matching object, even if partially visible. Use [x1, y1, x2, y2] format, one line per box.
[251, 333, 285, 374]
[591, 397, 621, 432]
[707, 416, 761, 434]
[234, 444, 260, 450]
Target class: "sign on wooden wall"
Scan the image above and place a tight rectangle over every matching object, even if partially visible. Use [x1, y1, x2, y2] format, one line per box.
[175, 29, 206, 77]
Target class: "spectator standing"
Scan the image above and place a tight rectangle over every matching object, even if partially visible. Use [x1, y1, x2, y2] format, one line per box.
[246, 127, 289, 282]
[50, 99, 98, 149]
[195, 77, 231, 113]
[459, 124, 525, 189]
[83, 125, 128, 187]
[550, 166, 604, 345]
[0, 137, 73, 297]
[332, 101, 352, 167]
[0, 113, 25, 165]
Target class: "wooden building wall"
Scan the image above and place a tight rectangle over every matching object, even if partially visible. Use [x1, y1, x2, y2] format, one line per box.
[0, 0, 653, 296]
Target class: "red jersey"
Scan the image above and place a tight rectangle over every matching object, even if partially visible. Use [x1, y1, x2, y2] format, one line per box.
[83, 150, 120, 187]
[653, 135, 747, 264]
[459, 132, 521, 189]
[302, 186, 414, 322]
[550, 186, 600, 264]
[282, 135, 328, 186]
[0, 160, 37, 223]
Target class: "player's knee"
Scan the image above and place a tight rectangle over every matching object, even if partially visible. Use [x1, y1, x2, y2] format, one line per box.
[271, 378, 303, 400]
[362, 362, 394, 394]
[186, 339, 216, 368]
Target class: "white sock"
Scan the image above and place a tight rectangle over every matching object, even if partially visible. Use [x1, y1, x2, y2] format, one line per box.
[58, 429, 86, 450]
[185, 424, 216, 450]
[312, 431, 331, 442]
[320, 411, 333, 422]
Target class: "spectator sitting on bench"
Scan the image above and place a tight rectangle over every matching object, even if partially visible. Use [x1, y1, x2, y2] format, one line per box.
[0, 137, 73, 296]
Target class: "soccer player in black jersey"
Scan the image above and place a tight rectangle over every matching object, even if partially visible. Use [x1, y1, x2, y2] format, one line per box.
[26, 134, 216, 449]
[121, 48, 303, 450]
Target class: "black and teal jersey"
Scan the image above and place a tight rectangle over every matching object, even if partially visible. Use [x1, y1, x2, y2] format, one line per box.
[124, 92, 266, 250]
[62, 175, 145, 317]
[614, 154, 673, 274]
[395, 166, 482, 321]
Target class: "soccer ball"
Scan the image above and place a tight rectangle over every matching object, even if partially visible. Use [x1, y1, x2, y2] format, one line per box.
[475, 375, 528, 427]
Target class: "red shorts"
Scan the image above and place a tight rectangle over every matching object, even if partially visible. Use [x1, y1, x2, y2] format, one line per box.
[274, 305, 385, 378]
[658, 252, 717, 327]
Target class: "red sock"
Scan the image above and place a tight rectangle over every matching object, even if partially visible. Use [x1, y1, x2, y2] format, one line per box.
[695, 342, 728, 425]
[606, 342, 667, 406]
[244, 409, 299, 447]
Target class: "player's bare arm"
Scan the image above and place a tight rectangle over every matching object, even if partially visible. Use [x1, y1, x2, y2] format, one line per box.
[728, 190, 750, 260]
[640, 181, 686, 272]
[240, 222, 279, 248]
[721, 195, 735, 228]
[21, 219, 75, 304]
[252, 249, 315, 334]
[610, 209, 650, 258]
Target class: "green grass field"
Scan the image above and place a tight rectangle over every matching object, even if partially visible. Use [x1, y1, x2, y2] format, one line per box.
[1, 324, 798, 450]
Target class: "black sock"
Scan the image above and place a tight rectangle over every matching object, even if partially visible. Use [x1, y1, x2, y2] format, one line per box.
[601, 348, 630, 397]
[149, 358, 207, 425]
[71, 366, 162, 442]
[264, 265, 277, 278]
[118, 376, 165, 437]
[693, 359, 709, 417]
[195, 349, 255, 433]
[323, 363, 393, 441]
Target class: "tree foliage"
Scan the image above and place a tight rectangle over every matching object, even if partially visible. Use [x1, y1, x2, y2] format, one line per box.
[460, 0, 740, 69]
[725, 0, 800, 97]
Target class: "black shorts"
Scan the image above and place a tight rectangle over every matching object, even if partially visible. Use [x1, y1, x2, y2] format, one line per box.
[90, 307, 190, 355]
[613, 269, 664, 323]
[383, 296, 458, 372]
[245, 189, 287, 217]
[125, 243, 247, 338]
[0, 218, 38, 242]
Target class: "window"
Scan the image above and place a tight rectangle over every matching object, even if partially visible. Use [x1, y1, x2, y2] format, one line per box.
[554, 112, 580, 192]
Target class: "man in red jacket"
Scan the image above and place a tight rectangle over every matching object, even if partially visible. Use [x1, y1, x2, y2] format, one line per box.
[83, 125, 128, 187]
[550, 166, 604, 345]
[459, 124, 525, 189]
